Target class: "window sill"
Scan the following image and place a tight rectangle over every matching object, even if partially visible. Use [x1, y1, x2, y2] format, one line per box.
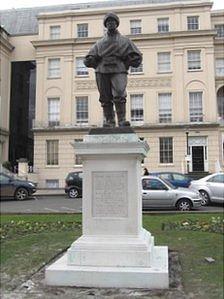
[47, 77, 61, 80]
[45, 165, 60, 168]
[157, 71, 172, 74]
[187, 69, 203, 72]
[74, 165, 83, 168]
[129, 72, 144, 76]
[75, 75, 89, 78]
[158, 164, 174, 167]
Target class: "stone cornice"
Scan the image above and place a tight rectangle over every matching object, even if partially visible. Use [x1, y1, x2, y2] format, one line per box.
[31, 30, 216, 48]
[32, 122, 220, 133]
[0, 35, 14, 52]
[37, 1, 213, 20]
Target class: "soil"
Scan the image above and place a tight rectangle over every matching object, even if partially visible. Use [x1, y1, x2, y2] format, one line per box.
[1, 250, 190, 299]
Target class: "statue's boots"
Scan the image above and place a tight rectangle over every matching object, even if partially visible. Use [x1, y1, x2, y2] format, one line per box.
[103, 104, 116, 128]
[114, 101, 130, 127]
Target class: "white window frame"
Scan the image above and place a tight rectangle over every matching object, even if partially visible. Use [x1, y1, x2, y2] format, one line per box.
[158, 93, 172, 123]
[76, 57, 88, 76]
[50, 25, 61, 39]
[187, 50, 201, 71]
[48, 98, 60, 127]
[46, 179, 59, 188]
[130, 61, 143, 74]
[77, 23, 88, 38]
[48, 58, 60, 78]
[130, 94, 144, 125]
[187, 16, 199, 30]
[130, 20, 142, 35]
[189, 91, 203, 122]
[214, 24, 224, 38]
[46, 140, 59, 166]
[216, 58, 224, 76]
[157, 52, 171, 73]
[159, 137, 173, 164]
[157, 18, 169, 33]
[76, 96, 89, 124]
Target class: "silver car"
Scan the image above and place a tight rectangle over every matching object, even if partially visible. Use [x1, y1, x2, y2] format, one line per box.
[142, 176, 202, 211]
[189, 172, 224, 206]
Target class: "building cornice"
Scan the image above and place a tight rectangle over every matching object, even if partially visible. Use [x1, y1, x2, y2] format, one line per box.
[0, 35, 14, 52]
[33, 122, 220, 133]
[37, 1, 213, 20]
[31, 29, 216, 48]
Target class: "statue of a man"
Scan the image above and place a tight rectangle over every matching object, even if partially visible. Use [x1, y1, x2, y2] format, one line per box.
[84, 12, 142, 127]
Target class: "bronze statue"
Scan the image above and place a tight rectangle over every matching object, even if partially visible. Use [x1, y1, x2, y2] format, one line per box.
[84, 12, 142, 127]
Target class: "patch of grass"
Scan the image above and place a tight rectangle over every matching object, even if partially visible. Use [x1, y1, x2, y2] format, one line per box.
[0, 213, 223, 299]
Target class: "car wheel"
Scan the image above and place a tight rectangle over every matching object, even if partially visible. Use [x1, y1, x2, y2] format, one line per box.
[177, 199, 192, 211]
[199, 190, 210, 206]
[15, 187, 28, 201]
[68, 188, 79, 199]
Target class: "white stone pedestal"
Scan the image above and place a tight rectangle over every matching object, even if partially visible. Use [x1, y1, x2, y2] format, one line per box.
[45, 132, 169, 289]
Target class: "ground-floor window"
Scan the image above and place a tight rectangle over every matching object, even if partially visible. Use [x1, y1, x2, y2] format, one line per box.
[46, 140, 59, 165]
[159, 137, 173, 164]
[46, 179, 59, 188]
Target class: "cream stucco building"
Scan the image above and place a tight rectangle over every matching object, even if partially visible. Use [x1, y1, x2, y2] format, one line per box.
[0, 0, 223, 188]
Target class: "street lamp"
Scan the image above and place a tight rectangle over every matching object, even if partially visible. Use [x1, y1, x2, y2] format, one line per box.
[185, 130, 190, 173]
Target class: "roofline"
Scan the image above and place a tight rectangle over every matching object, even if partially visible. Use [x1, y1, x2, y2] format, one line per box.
[37, 1, 213, 19]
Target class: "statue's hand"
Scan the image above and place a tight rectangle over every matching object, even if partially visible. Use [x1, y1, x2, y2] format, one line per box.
[84, 55, 100, 68]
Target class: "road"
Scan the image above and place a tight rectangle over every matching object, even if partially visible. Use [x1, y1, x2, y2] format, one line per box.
[0, 195, 223, 214]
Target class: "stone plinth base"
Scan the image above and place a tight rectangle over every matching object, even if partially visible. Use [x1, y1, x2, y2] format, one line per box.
[45, 246, 168, 289]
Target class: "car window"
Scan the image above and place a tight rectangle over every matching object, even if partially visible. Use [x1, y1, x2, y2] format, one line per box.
[173, 173, 185, 180]
[0, 174, 11, 183]
[142, 178, 167, 190]
[160, 173, 172, 180]
[208, 174, 224, 183]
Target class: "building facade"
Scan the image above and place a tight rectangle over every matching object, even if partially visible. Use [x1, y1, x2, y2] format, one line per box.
[0, 0, 223, 187]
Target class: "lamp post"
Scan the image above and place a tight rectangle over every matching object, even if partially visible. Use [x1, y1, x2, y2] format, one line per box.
[185, 131, 190, 173]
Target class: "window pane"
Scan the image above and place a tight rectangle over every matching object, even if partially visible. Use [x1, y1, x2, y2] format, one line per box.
[46, 140, 59, 165]
[130, 94, 144, 124]
[216, 58, 224, 76]
[189, 92, 203, 122]
[76, 96, 88, 124]
[76, 57, 88, 75]
[215, 24, 224, 38]
[188, 50, 201, 70]
[157, 52, 171, 73]
[187, 16, 199, 30]
[48, 58, 60, 78]
[48, 98, 60, 126]
[130, 62, 143, 73]
[158, 18, 169, 32]
[159, 137, 173, 163]
[130, 20, 142, 34]
[77, 23, 88, 37]
[46, 179, 59, 188]
[50, 26, 60, 39]
[159, 93, 172, 123]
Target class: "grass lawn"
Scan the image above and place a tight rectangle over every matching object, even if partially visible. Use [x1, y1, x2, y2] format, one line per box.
[1, 213, 223, 299]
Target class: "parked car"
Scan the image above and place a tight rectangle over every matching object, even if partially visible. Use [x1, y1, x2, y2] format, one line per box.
[149, 172, 193, 188]
[0, 172, 36, 200]
[189, 172, 224, 206]
[142, 176, 202, 211]
[65, 171, 83, 198]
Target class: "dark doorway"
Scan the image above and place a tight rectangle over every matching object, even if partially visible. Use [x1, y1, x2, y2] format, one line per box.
[192, 146, 204, 172]
[9, 61, 36, 169]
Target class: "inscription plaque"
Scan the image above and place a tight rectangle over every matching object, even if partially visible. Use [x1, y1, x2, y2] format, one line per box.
[92, 171, 128, 218]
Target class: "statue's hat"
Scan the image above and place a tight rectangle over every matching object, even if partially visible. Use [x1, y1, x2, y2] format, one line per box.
[103, 12, 120, 27]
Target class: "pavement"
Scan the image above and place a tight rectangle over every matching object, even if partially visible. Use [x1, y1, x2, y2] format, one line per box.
[35, 188, 65, 196]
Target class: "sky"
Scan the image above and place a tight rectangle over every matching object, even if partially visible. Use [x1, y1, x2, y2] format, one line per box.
[0, 0, 223, 10]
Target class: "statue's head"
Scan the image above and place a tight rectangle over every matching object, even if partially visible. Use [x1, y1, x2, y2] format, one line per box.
[103, 12, 120, 29]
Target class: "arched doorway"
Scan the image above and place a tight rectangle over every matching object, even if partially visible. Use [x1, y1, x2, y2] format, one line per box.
[217, 86, 224, 122]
